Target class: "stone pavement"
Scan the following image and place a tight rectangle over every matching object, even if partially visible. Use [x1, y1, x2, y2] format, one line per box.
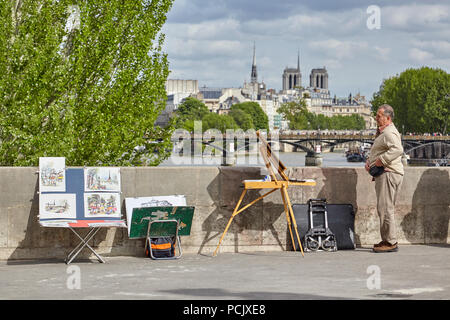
[0, 245, 449, 300]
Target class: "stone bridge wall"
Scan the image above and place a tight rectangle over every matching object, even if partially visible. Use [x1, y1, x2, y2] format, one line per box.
[0, 166, 448, 260]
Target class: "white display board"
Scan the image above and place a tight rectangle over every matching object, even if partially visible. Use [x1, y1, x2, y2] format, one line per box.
[124, 195, 187, 235]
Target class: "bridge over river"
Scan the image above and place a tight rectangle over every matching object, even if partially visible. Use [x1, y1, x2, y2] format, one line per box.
[174, 132, 450, 166]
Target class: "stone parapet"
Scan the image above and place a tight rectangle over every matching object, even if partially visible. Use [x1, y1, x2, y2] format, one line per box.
[0, 166, 448, 260]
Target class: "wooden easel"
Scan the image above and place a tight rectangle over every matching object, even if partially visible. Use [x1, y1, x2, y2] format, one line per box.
[213, 131, 316, 257]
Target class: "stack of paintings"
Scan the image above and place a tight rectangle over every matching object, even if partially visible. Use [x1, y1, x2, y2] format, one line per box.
[84, 167, 121, 219]
[38, 158, 123, 225]
[39, 157, 77, 222]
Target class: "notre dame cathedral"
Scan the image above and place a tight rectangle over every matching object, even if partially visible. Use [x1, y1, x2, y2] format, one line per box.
[282, 51, 329, 92]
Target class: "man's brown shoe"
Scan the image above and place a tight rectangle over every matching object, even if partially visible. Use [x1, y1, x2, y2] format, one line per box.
[373, 240, 389, 248]
[373, 242, 398, 253]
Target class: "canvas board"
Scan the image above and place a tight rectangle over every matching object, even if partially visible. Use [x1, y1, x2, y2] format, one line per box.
[84, 192, 121, 218]
[84, 167, 121, 192]
[39, 157, 66, 192]
[125, 195, 186, 236]
[39, 193, 76, 220]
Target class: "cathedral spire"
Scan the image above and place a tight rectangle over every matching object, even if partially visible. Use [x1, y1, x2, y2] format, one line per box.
[252, 41, 256, 66]
[297, 50, 300, 71]
[251, 41, 257, 83]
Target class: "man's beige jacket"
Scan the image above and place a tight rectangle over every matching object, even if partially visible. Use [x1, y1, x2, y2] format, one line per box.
[368, 123, 404, 175]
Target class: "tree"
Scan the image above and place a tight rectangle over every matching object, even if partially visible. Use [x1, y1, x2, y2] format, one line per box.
[174, 97, 209, 129]
[0, 0, 175, 166]
[278, 98, 310, 129]
[278, 98, 366, 130]
[371, 67, 450, 134]
[230, 101, 269, 131]
[228, 108, 254, 131]
[202, 113, 238, 133]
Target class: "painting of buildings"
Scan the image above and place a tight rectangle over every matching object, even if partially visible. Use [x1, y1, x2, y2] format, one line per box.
[84, 167, 121, 192]
[39, 193, 76, 220]
[84, 193, 121, 218]
[39, 157, 66, 192]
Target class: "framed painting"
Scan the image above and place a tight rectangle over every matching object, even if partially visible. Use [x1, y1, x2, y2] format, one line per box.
[39, 157, 66, 192]
[84, 192, 121, 218]
[84, 167, 121, 192]
[39, 193, 76, 220]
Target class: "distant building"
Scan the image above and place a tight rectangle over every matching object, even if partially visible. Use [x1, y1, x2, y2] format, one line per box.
[196, 86, 223, 113]
[282, 51, 302, 92]
[158, 45, 374, 131]
[310, 67, 329, 90]
[166, 79, 198, 95]
[332, 93, 376, 129]
[156, 79, 200, 127]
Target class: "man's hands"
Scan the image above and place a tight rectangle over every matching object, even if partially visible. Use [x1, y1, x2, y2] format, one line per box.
[374, 157, 383, 167]
[365, 157, 384, 172]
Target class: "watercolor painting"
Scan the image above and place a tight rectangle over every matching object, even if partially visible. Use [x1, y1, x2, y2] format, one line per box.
[84, 192, 121, 218]
[39, 157, 66, 192]
[39, 193, 76, 220]
[84, 167, 121, 192]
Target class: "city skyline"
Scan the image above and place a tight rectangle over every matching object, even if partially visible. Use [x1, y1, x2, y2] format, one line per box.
[162, 0, 450, 99]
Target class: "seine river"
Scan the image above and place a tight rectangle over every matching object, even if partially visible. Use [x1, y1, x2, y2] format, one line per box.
[159, 151, 365, 168]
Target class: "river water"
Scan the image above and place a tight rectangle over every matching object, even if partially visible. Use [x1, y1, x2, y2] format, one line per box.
[159, 151, 366, 168]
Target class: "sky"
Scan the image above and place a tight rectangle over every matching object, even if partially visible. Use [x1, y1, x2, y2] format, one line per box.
[161, 0, 450, 100]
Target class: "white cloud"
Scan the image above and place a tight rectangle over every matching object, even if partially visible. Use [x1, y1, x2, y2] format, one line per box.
[374, 46, 391, 61]
[308, 39, 368, 60]
[167, 19, 242, 41]
[162, 1, 450, 97]
[167, 38, 246, 59]
[323, 59, 343, 69]
[382, 4, 449, 30]
[408, 48, 434, 63]
[411, 40, 450, 56]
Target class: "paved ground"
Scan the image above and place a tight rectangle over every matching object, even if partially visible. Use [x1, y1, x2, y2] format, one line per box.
[0, 245, 449, 300]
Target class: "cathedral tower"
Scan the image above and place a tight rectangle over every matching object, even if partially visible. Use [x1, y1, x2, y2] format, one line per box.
[282, 51, 302, 91]
[309, 67, 328, 89]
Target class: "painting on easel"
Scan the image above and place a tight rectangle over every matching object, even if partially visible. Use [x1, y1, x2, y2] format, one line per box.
[39, 157, 66, 192]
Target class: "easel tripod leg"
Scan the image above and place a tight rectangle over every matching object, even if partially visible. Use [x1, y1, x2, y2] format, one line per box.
[280, 188, 296, 252]
[213, 189, 247, 256]
[282, 188, 305, 257]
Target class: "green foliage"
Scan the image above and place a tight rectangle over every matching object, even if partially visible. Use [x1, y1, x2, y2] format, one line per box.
[278, 98, 366, 130]
[174, 97, 209, 128]
[371, 67, 450, 133]
[202, 113, 238, 132]
[175, 97, 260, 133]
[228, 108, 254, 131]
[230, 101, 269, 131]
[0, 0, 175, 166]
[277, 98, 310, 129]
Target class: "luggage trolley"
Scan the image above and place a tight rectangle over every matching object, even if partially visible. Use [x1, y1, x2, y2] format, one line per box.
[303, 199, 338, 252]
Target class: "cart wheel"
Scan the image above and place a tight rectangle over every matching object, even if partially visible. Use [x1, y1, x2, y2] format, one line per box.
[322, 239, 336, 252]
[306, 237, 319, 251]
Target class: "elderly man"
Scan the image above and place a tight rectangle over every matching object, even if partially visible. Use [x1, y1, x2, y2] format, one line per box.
[365, 104, 404, 253]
